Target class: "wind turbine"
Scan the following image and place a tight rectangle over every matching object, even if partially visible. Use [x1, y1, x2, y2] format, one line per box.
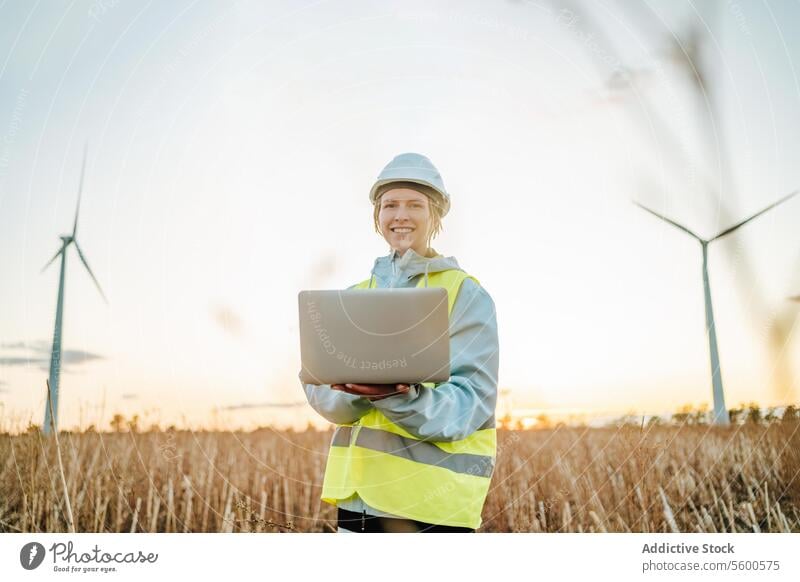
[635, 190, 799, 425]
[41, 145, 107, 435]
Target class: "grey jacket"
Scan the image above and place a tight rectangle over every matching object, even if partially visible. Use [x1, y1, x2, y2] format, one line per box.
[302, 247, 500, 442]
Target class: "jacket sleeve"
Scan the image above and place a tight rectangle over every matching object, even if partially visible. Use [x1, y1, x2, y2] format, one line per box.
[371, 277, 499, 442]
[301, 375, 374, 425]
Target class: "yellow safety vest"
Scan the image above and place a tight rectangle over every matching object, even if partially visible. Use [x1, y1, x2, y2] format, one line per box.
[320, 269, 497, 529]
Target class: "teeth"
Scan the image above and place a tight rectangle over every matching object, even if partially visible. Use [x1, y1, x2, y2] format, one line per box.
[392, 228, 414, 233]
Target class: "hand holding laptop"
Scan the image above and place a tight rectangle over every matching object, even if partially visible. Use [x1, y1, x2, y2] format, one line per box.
[332, 383, 411, 401]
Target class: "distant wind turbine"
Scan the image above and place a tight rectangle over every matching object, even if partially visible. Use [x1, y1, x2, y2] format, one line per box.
[635, 190, 799, 425]
[41, 145, 107, 435]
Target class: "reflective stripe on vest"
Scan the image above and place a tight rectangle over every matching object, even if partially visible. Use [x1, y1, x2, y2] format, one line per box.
[320, 269, 497, 529]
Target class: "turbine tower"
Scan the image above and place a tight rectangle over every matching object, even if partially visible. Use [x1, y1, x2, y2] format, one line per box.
[635, 190, 798, 425]
[41, 145, 107, 435]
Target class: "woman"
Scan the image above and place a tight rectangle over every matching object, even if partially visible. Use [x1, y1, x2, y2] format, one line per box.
[302, 152, 500, 533]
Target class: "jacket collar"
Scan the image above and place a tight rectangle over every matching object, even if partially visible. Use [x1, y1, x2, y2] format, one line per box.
[369, 247, 461, 287]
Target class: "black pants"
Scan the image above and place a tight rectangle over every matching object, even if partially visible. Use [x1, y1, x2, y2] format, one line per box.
[337, 507, 474, 533]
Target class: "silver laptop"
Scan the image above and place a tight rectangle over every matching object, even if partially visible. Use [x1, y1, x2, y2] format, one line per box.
[298, 288, 451, 385]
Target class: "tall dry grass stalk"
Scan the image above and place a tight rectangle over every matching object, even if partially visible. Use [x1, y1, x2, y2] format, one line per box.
[45, 379, 75, 534]
[482, 422, 800, 533]
[1, 421, 798, 532]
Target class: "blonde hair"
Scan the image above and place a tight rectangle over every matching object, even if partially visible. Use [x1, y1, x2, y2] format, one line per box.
[373, 183, 445, 253]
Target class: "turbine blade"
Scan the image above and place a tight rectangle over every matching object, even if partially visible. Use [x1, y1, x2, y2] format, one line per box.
[41, 247, 63, 273]
[73, 241, 108, 303]
[710, 190, 799, 242]
[72, 143, 88, 238]
[633, 200, 702, 241]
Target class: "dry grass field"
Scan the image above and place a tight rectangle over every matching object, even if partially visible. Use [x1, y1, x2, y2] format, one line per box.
[1, 420, 798, 533]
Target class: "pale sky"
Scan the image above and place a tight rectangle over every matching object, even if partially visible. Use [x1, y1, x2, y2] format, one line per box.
[1, 0, 799, 432]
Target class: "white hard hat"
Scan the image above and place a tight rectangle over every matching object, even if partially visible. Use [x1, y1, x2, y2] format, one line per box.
[369, 153, 451, 216]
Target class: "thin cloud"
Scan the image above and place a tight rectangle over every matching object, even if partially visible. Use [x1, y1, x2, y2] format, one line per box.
[306, 253, 338, 288]
[220, 401, 307, 411]
[210, 304, 245, 338]
[1, 340, 49, 351]
[0, 341, 27, 349]
[0, 357, 40, 366]
[0, 340, 104, 372]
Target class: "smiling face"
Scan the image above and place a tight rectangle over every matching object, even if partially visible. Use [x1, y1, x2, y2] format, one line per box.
[377, 187, 433, 257]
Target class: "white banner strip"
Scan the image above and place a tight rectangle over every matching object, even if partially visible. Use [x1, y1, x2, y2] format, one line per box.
[2, 533, 797, 581]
